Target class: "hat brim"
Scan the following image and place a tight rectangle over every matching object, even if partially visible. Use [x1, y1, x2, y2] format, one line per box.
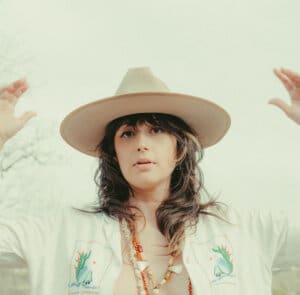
[60, 92, 231, 157]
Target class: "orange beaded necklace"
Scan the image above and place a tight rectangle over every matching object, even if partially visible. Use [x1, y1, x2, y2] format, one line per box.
[121, 206, 193, 294]
[132, 233, 193, 295]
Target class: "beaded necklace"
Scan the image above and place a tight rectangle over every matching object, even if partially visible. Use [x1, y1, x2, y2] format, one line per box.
[120, 218, 193, 295]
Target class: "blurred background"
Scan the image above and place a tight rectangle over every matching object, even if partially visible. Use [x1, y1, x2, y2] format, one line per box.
[0, 0, 299, 293]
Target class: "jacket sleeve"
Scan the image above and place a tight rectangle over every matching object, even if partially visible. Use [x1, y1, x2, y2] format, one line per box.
[0, 209, 60, 268]
[271, 210, 300, 270]
[0, 214, 30, 268]
[244, 208, 300, 270]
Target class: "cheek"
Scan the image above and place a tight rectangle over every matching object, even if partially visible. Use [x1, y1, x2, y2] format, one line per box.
[115, 154, 129, 182]
[114, 147, 133, 179]
[164, 138, 178, 166]
[115, 150, 127, 171]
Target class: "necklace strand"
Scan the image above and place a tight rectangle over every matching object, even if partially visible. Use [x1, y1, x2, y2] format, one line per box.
[120, 218, 146, 294]
[132, 234, 176, 293]
[120, 218, 193, 295]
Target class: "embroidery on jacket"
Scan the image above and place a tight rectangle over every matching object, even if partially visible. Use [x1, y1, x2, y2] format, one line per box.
[71, 249, 94, 288]
[211, 244, 234, 283]
[68, 240, 112, 293]
[191, 234, 237, 287]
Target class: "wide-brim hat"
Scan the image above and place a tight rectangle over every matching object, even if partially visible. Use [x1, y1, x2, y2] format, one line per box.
[60, 67, 231, 157]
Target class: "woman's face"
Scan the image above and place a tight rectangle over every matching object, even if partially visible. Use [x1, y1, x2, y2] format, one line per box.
[114, 123, 177, 192]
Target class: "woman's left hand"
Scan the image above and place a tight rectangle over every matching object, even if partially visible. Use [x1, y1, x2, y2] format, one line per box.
[269, 68, 300, 125]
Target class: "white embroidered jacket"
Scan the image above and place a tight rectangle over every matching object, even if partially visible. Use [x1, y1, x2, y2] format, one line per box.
[0, 205, 299, 295]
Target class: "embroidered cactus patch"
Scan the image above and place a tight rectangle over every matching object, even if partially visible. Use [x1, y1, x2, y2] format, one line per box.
[212, 244, 234, 283]
[68, 240, 112, 293]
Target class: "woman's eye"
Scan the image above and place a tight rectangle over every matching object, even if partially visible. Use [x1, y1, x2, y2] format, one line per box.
[120, 130, 134, 138]
[151, 127, 164, 134]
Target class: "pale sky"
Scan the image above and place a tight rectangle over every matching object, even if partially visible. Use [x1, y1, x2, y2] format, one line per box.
[0, 0, 299, 218]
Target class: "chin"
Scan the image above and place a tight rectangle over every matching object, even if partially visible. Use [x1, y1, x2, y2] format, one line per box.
[131, 181, 159, 191]
[129, 177, 170, 192]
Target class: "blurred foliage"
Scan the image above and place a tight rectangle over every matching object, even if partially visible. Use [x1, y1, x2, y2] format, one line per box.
[272, 269, 300, 295]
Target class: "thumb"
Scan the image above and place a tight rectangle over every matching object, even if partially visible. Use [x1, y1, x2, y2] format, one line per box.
[268, 98, 291, 115]
[18, 111, 37, 126]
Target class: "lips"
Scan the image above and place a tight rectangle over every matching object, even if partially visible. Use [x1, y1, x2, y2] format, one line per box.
[133, 159, 155, 166]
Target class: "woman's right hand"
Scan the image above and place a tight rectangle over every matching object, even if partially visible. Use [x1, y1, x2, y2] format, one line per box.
[0, 79, 36, 145]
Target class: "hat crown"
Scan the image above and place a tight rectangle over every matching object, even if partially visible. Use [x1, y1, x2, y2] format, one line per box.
[115, 66, 170, 95]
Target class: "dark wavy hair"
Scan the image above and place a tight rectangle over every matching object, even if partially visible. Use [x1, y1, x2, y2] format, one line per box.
[75, 113, 229, 256]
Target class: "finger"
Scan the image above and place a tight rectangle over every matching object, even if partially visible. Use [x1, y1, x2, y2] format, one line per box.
[0, 90, 18, 105]
[281, 68, 300, 87]
[9, 80, 29, 97]
[0, 83, 11, 95]
[0, 79, 27, 95]
[18, 111, 37, 126]
[273, 68, 294, 91]
[0, 84, 29, 107]
[268, 98, 291, 115]
[14, 83, 29, 98]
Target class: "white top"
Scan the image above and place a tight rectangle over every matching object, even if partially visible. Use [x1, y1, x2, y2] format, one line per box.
[0, 205, 299, 295]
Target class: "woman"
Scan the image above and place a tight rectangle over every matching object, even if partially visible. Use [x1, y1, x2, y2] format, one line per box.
[0, 67, 299, 295]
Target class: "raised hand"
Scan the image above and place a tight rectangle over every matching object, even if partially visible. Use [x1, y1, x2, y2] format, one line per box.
[0, 79, 36, 145]
[269, 68, 300, 124]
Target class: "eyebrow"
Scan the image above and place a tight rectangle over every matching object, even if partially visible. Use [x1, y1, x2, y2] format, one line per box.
[117, 124, 134, 131]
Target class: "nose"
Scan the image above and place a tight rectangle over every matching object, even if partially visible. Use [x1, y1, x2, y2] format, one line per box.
[136, 132, 149, 152]
[137, 145, 149, 152]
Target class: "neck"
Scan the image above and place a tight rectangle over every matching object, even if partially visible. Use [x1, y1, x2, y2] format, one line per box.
[128, 186, 170, 225]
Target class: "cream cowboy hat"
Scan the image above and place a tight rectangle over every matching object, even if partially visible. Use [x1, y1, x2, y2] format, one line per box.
[60, 66, 231, 157]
